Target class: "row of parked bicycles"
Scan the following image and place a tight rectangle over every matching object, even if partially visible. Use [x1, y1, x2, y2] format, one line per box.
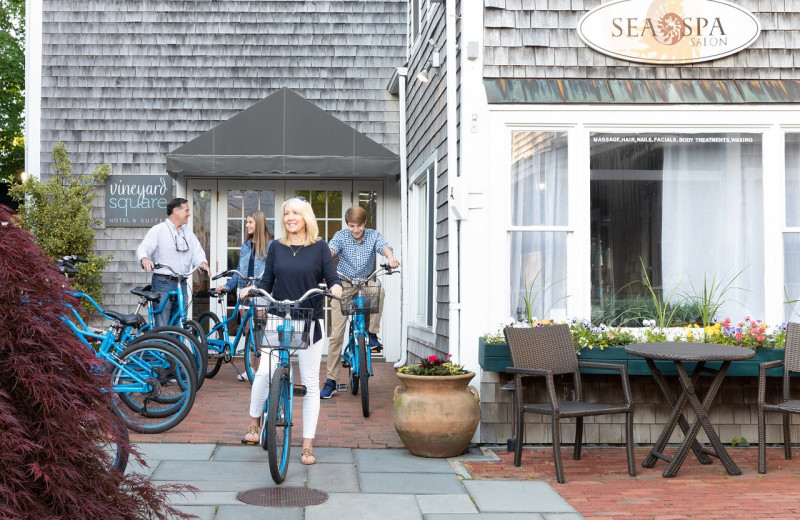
[58, 254, 396, 483]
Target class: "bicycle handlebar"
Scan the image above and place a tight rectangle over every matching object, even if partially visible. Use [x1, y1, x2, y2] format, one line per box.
[337, 263, 399, 285]
[153, 263, 207, 278]
[245, 286, 331, 306]
[211, 268, 263, 282]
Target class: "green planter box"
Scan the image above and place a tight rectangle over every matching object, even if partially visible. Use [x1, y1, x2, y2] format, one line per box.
[478, 337, 785, 377]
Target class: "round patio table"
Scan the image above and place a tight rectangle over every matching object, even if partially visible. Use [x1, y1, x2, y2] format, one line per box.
[625, 342, 755, 478]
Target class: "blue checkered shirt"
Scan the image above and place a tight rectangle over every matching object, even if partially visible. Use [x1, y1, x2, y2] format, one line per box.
[329, 228, 391, 280]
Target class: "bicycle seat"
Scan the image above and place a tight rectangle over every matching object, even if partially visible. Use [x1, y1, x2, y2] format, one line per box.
[131, 287, 161, 302]
[105, 309, 146, 328]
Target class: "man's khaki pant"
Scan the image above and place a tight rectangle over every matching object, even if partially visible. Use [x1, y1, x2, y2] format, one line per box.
[326, 281, 385, 382]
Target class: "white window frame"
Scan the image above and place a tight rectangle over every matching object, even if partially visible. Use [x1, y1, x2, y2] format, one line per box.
[409, 154, 436, 329]
[487, 105, 800, 327]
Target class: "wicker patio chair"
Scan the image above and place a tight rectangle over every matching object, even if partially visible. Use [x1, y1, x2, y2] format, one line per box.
[758, 321, 800, 473]
[503, 324, 635, 483]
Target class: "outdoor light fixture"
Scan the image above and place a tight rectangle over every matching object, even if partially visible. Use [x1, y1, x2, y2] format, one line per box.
[417, 39, 441, 82]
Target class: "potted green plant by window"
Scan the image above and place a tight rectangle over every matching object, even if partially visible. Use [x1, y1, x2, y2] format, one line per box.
[393, 355, 479, 458]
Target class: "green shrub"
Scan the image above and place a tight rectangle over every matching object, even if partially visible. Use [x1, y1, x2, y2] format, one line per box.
[9, 142, 111, 305]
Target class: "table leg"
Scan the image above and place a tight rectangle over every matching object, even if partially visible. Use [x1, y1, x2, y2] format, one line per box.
[642, 359, 712, 468]
[663, 361, 741, 478]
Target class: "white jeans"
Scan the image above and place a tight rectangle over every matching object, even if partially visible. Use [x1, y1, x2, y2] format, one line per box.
[248, 319, 323, 439]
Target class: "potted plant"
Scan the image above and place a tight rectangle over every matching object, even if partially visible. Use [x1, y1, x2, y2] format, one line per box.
[393, 355, 480, 458]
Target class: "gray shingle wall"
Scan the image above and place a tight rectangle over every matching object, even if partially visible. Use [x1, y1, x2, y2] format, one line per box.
[483, 0, 799, 78]
[40, 0, 406, 316]
[40, 0, 406, 179]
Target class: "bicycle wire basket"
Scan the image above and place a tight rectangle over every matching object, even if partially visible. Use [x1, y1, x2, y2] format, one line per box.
[340, 282, 381, 316]
[253, 303, 314, 350]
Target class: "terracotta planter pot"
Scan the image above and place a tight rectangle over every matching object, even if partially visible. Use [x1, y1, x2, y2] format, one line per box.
[393, 372, 480, 458]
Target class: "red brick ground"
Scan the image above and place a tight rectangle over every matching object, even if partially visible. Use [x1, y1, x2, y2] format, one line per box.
[461, 447, 800, 520]
[129, 359, 405, 448]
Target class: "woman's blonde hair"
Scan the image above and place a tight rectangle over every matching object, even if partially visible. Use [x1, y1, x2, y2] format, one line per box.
[279, 198, 319, 247]
[246, 210, 271, 259]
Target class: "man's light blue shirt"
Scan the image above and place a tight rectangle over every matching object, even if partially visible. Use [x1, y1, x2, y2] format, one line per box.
[329, 228, 391, 280]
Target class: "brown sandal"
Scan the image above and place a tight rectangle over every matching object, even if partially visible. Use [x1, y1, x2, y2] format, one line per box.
[301, 447, 316, 465]
[243, 425, 259, 443]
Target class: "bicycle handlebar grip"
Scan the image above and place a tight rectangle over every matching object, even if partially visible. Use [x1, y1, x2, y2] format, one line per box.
[152, 263, 163, 269]
[211, 270, 231, 281]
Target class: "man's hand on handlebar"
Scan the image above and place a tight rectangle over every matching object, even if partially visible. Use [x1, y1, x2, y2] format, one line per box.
[140, 258, 154, 272]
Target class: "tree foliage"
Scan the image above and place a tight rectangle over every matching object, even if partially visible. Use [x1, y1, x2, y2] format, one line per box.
[9, 142, 112, 305]
[0, 0, 25, 181]
[0, 205, 195, 520]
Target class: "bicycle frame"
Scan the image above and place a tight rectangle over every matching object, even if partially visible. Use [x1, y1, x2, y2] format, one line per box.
[206, 295, 258, 357]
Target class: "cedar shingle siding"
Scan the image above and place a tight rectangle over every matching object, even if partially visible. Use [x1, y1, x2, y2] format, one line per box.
[483, 0, 800, 79]
[40, 0, 406, 313]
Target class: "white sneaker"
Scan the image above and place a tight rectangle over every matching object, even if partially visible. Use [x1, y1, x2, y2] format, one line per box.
[237, 372, 248, 381]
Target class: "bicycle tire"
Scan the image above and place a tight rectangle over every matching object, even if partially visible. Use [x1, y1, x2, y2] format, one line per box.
[349, 341, 359, 395]
[197, 311, 224, 379]
[127, 329, 202, 393]
[147, 325, 206, 390]
[110, 406, 129, 473]
[358, 333, 370, 417]
[183, 318, 209, 377]
[111, 340, 197, 434]
[266, 365, 292, 484]
[244, 314, 261, 384]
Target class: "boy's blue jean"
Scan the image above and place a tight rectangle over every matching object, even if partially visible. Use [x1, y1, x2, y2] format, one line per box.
[151, 275, 187, 327]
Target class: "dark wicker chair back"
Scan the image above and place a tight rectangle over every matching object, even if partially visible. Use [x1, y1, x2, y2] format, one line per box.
[504, 324, 578, 375]
[784, 322, 800, 373]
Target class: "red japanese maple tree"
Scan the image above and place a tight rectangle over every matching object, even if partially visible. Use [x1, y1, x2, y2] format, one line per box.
[0, 205, 194, 520]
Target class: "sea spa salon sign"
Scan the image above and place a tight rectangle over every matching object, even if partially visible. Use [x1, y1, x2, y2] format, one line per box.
[105, 175, 172, 227]
[577, 0, 761, 65]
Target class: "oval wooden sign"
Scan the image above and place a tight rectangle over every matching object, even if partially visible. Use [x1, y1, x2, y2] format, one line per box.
[577, 0, 761, 64]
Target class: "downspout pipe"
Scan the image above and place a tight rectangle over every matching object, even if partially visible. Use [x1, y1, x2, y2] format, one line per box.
[445, 0, 461, 365]
[393, 66, 410, 369]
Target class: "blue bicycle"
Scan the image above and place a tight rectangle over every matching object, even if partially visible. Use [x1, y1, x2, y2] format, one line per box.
[247, 286, 328, 484]
[196, 269, 266, 382]
[338, 264, 398, 418]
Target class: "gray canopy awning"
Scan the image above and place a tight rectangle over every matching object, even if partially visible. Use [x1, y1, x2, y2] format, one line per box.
[166, 88, 399, 178]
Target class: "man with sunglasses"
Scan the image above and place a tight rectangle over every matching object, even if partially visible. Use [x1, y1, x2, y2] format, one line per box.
[137, 197, 209, 327]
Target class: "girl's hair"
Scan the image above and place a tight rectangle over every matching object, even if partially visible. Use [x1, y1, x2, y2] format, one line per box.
[279, 198, 319, 247]
[246, 210, 271, 259]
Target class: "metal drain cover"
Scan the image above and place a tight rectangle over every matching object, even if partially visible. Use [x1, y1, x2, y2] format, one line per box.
[238, 487, 328, 508]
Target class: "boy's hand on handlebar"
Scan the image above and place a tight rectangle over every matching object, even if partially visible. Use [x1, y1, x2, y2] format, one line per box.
[330, 284, 343, 299]
[387, 259, 399, 269]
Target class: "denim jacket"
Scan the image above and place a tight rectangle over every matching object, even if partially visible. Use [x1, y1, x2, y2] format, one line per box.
[223, 239, 270, 292]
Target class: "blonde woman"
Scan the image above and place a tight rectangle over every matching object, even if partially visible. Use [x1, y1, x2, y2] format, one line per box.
[216, 210, 272, 380]
[244, 198, 342, 465]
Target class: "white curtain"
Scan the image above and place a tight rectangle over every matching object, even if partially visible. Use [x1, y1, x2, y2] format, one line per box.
[509, 132, 569, 321]
[661, 136, 763, 320]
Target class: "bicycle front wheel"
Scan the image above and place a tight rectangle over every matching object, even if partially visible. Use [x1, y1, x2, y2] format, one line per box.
[266, 365, 292, 484]
[111, 341, 197, 434]
[358, 334, 370, 417]
[244, 314, 262, 383]
[197, 311, 224, 379]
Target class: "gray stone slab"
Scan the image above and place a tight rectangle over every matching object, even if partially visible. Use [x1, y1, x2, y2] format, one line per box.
[360, 472, 466, 495]
[354, 449, 456, 473]
[133, 442, 216, 460]
[149, 460, 306, 485]
[422, 513, 548, 520]
[305, 493, 422, 520]
[171, 505, 216, 520]
[125, 457, 158, 478]
[463, 481, 577, 514]
[417, 494, 477, 514]
[215, 504, 303, 520]
[308, 447, 355, 464]
[213, 445, 271, 462]
[166, 490, 241, 505]
[542, 514, 585, 520]
[308, 463, 360, 493]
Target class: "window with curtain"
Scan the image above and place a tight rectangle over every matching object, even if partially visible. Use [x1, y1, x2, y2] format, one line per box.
[590, 133, 764, 324]
[411, 164, 434, 326]
[785, 133, 800, 321]
[509, 131, 569, 322]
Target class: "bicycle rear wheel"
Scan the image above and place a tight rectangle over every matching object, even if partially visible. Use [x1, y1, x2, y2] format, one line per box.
[143, 325, 206, 390]
[358, 334, 370, 417]
[197, 311, 224, 379]
[183, 319, 209, 385]
[111, 340, 197, 434]
[266, 365, 292, 484]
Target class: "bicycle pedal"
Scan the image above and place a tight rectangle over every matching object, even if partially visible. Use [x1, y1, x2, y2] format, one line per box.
[293, 384, 307, 397]
[341, 361, 350, 368]
[370, 345, 383, 353]
[240, 438, 259, 446]
[336, 382, 349, 392]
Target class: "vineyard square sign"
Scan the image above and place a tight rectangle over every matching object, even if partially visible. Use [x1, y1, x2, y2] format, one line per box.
[577, 0, 761, 65]
[105, 175, 172, 227]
